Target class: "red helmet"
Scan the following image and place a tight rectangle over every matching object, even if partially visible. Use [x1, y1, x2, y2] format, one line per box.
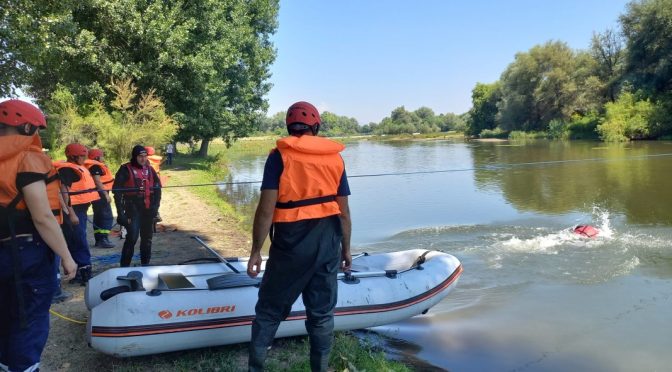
[145, 146, 155, 155]
[286, 101, 320, 126]
[65, 143, 88, 157]
[0, 99, 47, 128]
[88, 148, 103, 160]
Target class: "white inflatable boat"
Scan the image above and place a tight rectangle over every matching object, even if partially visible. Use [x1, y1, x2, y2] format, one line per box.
[86, 249, 462, 357]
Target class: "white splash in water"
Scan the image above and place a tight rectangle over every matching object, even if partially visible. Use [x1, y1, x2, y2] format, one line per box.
[499, 234, 564, 254]
[592, 206, 614, 239]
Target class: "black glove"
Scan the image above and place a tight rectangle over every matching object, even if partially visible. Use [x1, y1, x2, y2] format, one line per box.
[117, 213, 128, 227]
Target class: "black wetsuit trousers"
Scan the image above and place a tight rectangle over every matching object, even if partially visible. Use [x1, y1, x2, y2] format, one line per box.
[249, 215, 342, 372]
[120, 203, 154, 267]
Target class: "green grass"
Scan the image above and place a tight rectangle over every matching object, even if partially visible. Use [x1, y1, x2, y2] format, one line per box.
[110, 332, 410, 371]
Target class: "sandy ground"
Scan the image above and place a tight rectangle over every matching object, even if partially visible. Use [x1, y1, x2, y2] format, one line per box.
[41, 168, 250, 371]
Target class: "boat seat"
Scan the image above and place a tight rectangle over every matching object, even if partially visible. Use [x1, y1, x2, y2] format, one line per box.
[158, 273, 195, 289]
[207, 273, 260, 290]
[116, 270, 145, 291]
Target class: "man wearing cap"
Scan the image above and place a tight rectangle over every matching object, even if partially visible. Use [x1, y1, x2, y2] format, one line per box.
[112, 145, 162, 267]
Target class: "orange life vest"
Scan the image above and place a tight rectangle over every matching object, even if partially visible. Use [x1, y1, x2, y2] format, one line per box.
[53, 161, 100, 205]
[84, 159, 115, 191]
[122, 163, 157, 209]
[0, 135, 63, 238]
[273, 136, 345, 223]
[148, 155, 162, 174]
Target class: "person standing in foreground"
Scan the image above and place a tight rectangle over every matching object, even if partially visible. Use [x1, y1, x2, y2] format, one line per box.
[113, 145, 162, 267]
[85, 149, 115, 248]
[0, 99, 77, 372]
[247, 101, 352, 372]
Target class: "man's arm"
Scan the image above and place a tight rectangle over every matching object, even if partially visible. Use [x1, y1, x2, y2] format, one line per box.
[247, 189, 277, 278]
[23, 181, 78, 280]
[336, 196, 352, 271]
[92, 174, 111, 203]
[112, 166, 129, 225]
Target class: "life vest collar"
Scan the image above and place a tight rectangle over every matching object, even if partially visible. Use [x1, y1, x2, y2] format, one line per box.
[276, 135, 344, 155]
[0, 134, 41, 161]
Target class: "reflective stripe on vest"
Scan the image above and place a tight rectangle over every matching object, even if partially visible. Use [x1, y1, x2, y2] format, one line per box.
[273, 136, 345, 223]
[84, 159, 115, 191]
[53, 161, 100, 205]
[123, 163, 155, 209]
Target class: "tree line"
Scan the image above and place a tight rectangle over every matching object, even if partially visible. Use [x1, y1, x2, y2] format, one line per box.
[256, 106, 467, 137]
[1, 0, 278, 156]
[466, 0, 672, 141]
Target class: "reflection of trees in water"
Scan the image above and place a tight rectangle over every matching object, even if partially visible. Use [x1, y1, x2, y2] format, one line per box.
[471, 141, 672, 224]
[216, 174, 260, 231]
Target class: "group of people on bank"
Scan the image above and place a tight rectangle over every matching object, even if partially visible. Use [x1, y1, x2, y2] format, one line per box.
[2, 98, 352, 372]
[0, 99, 163, 371]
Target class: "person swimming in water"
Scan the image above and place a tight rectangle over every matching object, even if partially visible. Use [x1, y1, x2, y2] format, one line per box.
[573, 224, 599, 238]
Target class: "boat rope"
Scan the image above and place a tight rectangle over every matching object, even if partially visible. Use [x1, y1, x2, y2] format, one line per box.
[59, 152, 672, 194]
[49, 309, 87, 325]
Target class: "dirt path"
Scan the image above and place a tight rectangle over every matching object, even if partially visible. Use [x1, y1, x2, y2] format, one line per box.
[42, 168, 250, 371]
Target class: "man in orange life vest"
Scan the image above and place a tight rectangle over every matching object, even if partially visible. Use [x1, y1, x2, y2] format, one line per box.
[0, 99, 77, 372]
[247, 101, 352, 372]
[85, 149, 115, 248]
[54, 143, 100, 283]
[113, 145, 162, 267]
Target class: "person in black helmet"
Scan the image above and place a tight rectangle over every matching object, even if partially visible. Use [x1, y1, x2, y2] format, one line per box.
[112, 145, 162, 267]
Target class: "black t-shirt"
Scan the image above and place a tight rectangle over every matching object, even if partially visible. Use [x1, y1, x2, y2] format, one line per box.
[57, 168, 81, 188]
[88, 164, 104, 176]
[16, 172, 47, 190]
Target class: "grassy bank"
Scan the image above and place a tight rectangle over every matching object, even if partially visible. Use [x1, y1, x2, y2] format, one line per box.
[138, 141, 411, 372]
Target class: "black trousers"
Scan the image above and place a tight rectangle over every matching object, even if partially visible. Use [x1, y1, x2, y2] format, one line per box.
[249, 215, 342, 372]
[120, 204, 154, 267]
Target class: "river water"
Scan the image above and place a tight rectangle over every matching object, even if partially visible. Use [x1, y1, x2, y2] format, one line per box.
[219, 139, 672, 371]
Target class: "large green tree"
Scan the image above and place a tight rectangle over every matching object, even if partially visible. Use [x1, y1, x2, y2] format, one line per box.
[620, 0, 672, 96]
[1, 0, 278, 155]
[497, 41, 603, 132]
[590, 28, 625, 103]
[466, 82, 500, 136]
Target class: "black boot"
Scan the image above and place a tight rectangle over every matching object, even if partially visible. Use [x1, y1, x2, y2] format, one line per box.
[97, 235, 115, 248]
[248, 345, 269, 372]
[79, 265, 92, 286]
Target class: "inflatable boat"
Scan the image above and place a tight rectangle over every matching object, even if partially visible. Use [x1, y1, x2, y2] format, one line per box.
[86, 248, 462, 357]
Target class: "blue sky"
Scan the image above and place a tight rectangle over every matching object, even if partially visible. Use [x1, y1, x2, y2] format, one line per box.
[267, 0, 632, 124]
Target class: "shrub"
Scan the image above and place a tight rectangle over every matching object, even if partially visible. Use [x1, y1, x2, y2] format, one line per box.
[547, 119, 568, 140]
[567, 113, 600, 140]
[479, 127, 508, 139]
[597, 92, 654, 142]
